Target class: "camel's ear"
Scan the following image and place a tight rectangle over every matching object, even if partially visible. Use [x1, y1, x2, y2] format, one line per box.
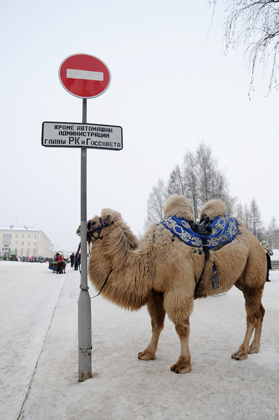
[76, 225, 81, 236]
[104, 214, 114, 224]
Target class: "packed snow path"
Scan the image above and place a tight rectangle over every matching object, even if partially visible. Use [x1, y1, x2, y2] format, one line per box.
[0, 262, 66, 420]
[0, 261, 279, 420]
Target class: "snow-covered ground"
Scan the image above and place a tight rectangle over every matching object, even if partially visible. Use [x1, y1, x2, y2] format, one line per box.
[271, 248, 279, 260]
[1, 260, 279, 420]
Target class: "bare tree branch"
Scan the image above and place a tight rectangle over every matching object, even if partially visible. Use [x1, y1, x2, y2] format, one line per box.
[209, 0, 279, 94]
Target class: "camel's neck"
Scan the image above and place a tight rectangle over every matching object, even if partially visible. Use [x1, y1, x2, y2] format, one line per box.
[88, 222, 151, 310]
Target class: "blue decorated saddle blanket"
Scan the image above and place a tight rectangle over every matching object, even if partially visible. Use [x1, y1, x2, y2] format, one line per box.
[160, 215, 239, 249]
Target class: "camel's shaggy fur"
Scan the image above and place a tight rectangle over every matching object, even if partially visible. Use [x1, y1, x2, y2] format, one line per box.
[80, 195, 266, 374]
[200, 198, 227, 220]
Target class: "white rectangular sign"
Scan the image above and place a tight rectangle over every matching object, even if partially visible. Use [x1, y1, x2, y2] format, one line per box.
[41, 121, 123, 150]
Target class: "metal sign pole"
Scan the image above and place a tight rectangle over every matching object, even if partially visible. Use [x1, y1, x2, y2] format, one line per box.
[55, 53, 119, 382]
[78, 98, 92, 381]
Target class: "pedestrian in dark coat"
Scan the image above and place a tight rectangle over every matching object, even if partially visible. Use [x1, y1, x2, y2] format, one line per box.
[261, 240, 273, 282]
[74, 254, 80, 271]
[70, 253, 75, 268]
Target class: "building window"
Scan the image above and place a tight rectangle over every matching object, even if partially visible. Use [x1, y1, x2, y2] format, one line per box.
[27, 242, 30, 246]
[33, 249, 36, 256]
[15, 234, 18, 239]
[27, 249, 29, 257]
[21, 241, 24, 246]
[3, 234, 12, 245]
[28, 235, 30, 239]
[20, 248, 23, 256]
[33, 242, 37, 246]
[15, 241, 18, 245]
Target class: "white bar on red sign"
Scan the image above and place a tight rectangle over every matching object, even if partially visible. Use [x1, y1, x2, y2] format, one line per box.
[66, 69, 104, 81]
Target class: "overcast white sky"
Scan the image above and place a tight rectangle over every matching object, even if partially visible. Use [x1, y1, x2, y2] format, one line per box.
[1, 0, 279, 253]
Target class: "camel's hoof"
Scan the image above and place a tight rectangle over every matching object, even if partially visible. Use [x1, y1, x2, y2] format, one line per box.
[138, 350, 156, 360]
[231, 350, 248, 360]
[170, 360, 192, 374]
[248, 344, 260, 354]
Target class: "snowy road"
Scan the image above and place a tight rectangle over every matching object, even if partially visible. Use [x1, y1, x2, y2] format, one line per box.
[0, 262, 67, 420]
[1, 261, 279, 420]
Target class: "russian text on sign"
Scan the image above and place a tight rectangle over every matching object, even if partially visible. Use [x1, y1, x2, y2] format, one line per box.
[41, 121, 123, 150]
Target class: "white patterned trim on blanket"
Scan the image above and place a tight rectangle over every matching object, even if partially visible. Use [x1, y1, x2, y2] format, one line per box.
[160, 214, 238, 249]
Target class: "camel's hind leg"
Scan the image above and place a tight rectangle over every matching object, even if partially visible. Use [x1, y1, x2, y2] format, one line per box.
[248, 303, 265, 354]
[232, 281, 265, 360]
[138, 291, 165, 361]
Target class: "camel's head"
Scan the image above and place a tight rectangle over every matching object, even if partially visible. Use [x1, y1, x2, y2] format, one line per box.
[199, 199, 227, 221]
[76, 209, 122, 244]
[164, 195, 194, 221]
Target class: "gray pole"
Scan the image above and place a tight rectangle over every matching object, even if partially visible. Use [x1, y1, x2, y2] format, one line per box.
[78, 98, 92, 381]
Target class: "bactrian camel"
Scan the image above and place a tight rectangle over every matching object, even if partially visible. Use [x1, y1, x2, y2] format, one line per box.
[78, 195, 266, 374]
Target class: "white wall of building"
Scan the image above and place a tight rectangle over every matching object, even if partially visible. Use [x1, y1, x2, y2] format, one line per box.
[0, 226, 53, 258]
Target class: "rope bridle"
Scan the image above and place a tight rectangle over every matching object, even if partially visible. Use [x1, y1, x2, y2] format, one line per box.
[75, 217, 115, 260]
[87, 217, 115, 241]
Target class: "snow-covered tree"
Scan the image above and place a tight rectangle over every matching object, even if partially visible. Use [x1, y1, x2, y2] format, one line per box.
[145, 143, 236, 228]
[144, 179, 168, 230]
[267, 216, 279, 236]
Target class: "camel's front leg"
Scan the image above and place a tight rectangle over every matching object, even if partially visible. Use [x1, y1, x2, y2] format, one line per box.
[170, 319, 192, 374]
[164, 290, 193, 373]
[138, 291, 165, 361]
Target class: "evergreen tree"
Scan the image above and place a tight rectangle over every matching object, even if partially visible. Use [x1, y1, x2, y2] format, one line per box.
[235, 202, 244, 221]
[243, 204, 251, 231]
[183, 151, 199, 220]
[267, 216, 279, 236]
[249, 198, 264, 240]
[167, 165, 185, 196]
[196, 143, 216, 205]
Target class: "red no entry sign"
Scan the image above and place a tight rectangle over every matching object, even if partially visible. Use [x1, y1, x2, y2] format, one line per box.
[59, 54, 111, 99]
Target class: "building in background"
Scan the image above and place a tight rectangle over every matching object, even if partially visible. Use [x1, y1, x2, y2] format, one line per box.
[0, 226, 53, 259]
